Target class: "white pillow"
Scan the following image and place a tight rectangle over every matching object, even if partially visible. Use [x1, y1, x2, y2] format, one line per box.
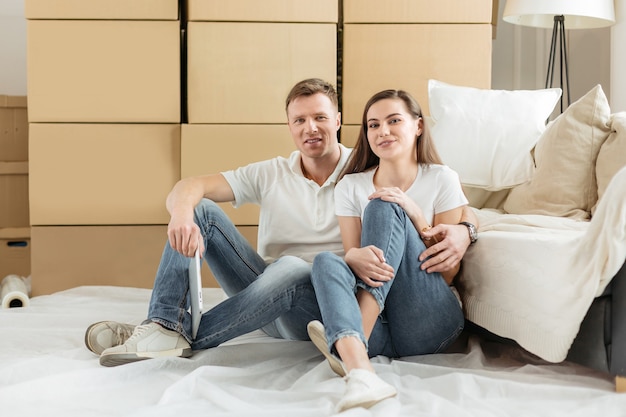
[428, 79, 561, 191]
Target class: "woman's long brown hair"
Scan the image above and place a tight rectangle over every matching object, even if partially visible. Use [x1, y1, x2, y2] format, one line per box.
[339, 89, 442, 181]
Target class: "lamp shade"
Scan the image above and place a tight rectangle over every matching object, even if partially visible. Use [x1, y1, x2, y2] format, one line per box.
[503, 0, 616, 29]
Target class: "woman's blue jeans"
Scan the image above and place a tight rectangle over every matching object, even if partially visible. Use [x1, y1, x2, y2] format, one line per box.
[147, 199, 322, 349]
[311, 198, 464, 358]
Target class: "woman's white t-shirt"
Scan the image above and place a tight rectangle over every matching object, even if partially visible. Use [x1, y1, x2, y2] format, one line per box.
[335, 164, 468, 224]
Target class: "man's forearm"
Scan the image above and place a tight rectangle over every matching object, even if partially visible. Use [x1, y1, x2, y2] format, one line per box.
[460, 205, 478, 229]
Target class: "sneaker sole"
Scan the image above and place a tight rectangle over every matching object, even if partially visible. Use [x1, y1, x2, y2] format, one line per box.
[84, 321, 104, 355]
[307, 321, 346, 377]
[99, 347, 193, 367]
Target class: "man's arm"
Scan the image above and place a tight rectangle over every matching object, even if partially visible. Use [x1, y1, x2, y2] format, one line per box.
[166, 174, 236, 257]
[418, 205, 478, 274]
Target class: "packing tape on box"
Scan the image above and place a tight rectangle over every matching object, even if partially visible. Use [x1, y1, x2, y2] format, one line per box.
[1, 275, 30, 308]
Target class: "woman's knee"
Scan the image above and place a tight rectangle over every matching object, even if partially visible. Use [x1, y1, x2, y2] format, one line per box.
[364, 197, 399, 217]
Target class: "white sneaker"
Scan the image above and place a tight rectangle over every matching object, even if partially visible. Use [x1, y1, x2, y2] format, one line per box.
[84, 321, 135, 355]
[99, 322, 192, 367]
[337, 369, 397, 412]
[307, 320, 347, 377]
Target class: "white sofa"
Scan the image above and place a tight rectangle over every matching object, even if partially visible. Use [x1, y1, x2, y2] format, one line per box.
[428, 81, 626, 369]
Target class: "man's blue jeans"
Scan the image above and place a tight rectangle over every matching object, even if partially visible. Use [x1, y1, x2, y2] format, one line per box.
[147, 199, 322, 349]
[311, 198, 464, 358]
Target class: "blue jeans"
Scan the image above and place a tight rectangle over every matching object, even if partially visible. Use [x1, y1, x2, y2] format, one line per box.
[311, 198, 464, 358]
[147, 199, 322, 349]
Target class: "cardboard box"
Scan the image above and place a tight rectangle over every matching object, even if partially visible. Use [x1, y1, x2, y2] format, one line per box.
[343, 0, 492, 23]
[0, 162, 29, 228]
[0, 227, 30, 279]
[492, 0, 499, 38]
[340, 125, 360, 149]
[30, 225, 258, 296]
[342, 24, 492, 124]
[181, 124, 295, 225]
[29, 124, 180, 225]
[187, 0, 338, 22]
[27, 20, 180, 123]
[25, 0, 179, 20]
[0, 96, 28, 162]
[187, 22, 336, 124]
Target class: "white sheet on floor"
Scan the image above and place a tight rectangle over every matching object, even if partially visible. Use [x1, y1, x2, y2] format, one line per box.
[458, 167, 626, 363]
[1, 285, 625, 417]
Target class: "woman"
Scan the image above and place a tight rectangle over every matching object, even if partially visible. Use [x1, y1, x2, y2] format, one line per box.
[308, 89, 467, 411]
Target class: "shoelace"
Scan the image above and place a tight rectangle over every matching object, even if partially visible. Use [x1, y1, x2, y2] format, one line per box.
[111, 324, 134, 345]
[122, 324, 151, 343]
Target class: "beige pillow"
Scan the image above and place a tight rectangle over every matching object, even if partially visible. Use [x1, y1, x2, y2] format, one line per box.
[504, 85, 612, 219]
[592, 112, 626, 215]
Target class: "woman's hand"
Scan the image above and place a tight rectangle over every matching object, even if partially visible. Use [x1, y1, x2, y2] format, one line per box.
[369, 187, 420, 216]
[369, 187, 427, 230]
[345, 246, 394, 287]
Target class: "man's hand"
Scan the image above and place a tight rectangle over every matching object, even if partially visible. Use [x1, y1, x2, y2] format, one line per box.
[167, 215, 204, 258]
[345, 246, 394, 288]
[419, 223, 471, 274]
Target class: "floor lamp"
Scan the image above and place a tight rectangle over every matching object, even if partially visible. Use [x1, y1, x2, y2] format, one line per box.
[503, 0, 615, 113]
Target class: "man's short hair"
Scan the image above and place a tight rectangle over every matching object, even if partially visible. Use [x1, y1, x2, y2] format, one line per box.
[285, 78, 338, 112]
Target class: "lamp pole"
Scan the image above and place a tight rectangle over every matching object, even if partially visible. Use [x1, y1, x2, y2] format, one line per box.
[545, 15, 570, 112]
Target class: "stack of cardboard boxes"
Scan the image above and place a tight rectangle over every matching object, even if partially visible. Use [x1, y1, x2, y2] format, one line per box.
[24, 0, 339, 295]
[0, 95, 30, 280]
[24, 0, 494, 295]
[26, 1, 182, 295]
[183, 0, 337, 226]
[340, 0, 494, 146]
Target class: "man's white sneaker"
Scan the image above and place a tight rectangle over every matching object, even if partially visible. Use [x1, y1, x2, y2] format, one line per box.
[99, 322, 192, 367]
[84, 321, 135, 355]
[307, 320, 347, 377]
[337, 369, 397, 412]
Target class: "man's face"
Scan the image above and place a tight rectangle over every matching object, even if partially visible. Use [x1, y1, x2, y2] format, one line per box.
[286, 93, 341, 160]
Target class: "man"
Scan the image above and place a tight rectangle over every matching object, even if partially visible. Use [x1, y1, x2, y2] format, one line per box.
[86, 78, 478, 371]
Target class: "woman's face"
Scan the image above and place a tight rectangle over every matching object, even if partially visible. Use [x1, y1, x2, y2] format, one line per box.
[365, 98, 422, 161]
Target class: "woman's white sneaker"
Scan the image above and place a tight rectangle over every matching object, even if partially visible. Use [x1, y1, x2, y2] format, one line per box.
[307, 320, 347, 377]
[99, 322, 192, 367]
[337, 369, 397, 412]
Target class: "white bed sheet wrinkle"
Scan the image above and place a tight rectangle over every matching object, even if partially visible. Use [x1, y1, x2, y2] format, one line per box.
[2, 286, 626, 417]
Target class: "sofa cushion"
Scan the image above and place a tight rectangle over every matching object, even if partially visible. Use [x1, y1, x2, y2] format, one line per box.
[592, 112, 626, 216]
[504, 85, 612, 220]
[428, 79, 561, 191]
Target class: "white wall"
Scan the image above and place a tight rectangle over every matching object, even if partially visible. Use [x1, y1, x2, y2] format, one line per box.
[0, 0, 27, 95]
[612, 0, 626, 112]
[491, 0, 612, 105]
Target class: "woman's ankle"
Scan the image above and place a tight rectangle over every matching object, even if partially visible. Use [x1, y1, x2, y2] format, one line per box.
[335, 336, 374, 373]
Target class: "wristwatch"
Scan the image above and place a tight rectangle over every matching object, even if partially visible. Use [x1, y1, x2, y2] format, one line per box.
[459, 221, 478, 244]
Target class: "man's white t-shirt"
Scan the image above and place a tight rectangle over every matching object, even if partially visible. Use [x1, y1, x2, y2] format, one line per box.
[222, 144, 352, 263]
[335, 164, 468, 224]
